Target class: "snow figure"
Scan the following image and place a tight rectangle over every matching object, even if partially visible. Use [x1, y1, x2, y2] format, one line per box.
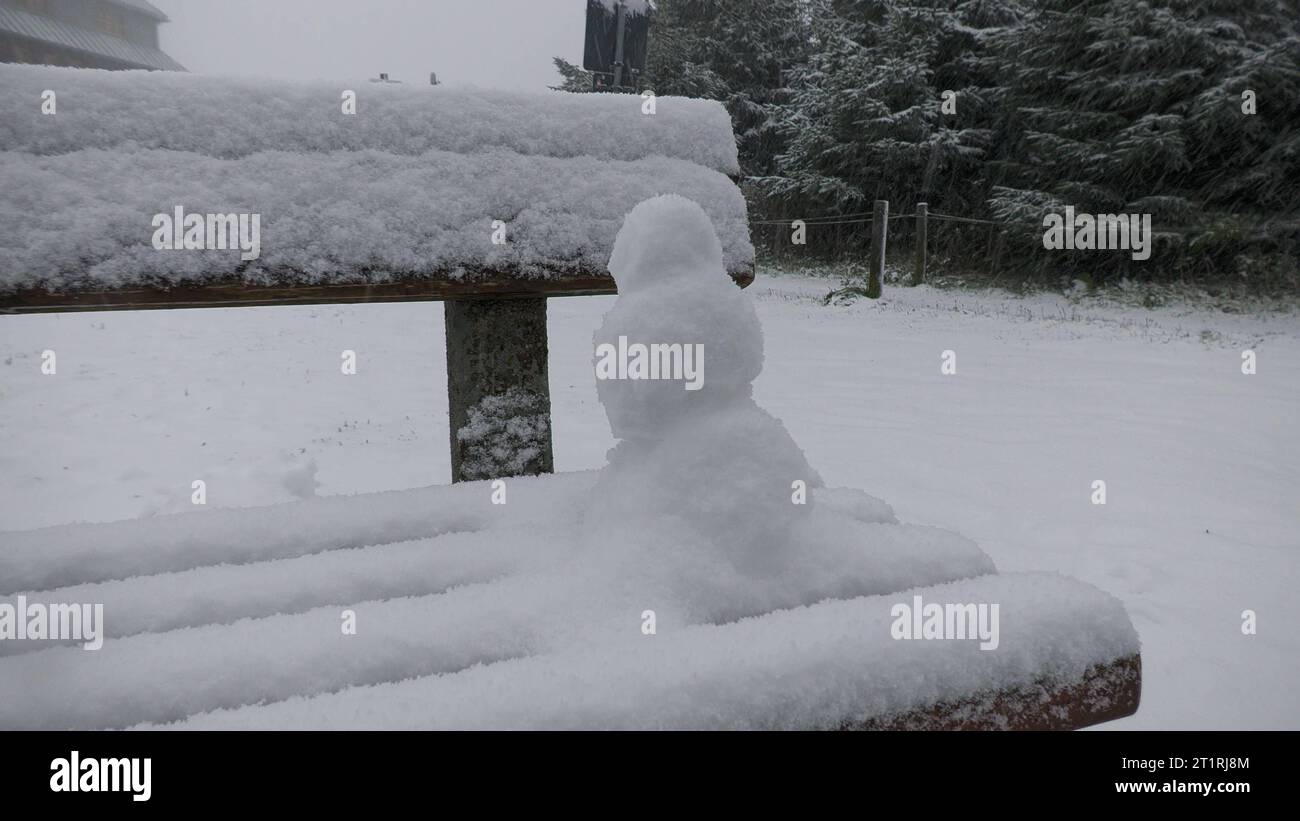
[588, 195, 823, 573]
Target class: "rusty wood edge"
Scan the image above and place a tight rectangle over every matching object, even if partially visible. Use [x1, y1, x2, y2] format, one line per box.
[846, 653, 1141, 731]
[0, 268, 756, 315]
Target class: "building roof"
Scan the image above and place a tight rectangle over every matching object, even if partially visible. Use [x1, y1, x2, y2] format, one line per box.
[105, 0, 170, 22]
[0, 5, 184, 71]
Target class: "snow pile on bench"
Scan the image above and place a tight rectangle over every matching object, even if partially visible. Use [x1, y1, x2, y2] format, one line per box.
[166, 573, 1136, 731]
[0, 198, 1138, 730]
[0, 64, 737, 171]
[0, 63, 751, 293]
[0, 471, 600, 595]
[0, 475, 1138, 731]
[0, 485, 1002, 729]
[588, 196, 819, 570]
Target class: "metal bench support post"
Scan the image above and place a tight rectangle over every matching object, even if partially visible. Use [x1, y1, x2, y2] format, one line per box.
[444, 297, 555, 483]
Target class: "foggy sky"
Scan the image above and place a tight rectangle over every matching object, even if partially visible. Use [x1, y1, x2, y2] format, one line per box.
[152, 0, 588, 90]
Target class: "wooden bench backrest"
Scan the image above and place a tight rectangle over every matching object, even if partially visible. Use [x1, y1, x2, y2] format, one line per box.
[0, 63, 754, 315]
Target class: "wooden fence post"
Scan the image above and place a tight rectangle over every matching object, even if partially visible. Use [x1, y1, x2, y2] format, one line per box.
[914, 202, 928, 286]
[868, 199, 887, 298]
[991, 229, 1006, 277]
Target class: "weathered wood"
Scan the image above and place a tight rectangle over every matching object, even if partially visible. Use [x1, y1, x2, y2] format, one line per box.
[868, 199, 887, 299]
[0, 268, 755, 315]
[914, 202, 928, 286]
[848, 653, 1141, 731]
[444, 298, 554, 484]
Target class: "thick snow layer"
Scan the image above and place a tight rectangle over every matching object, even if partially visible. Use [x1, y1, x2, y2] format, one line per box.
[1, 272, 1292, 728]
[0, 478, 901, 655]
[0, 526, 558, 657]
[163, 573, 1137, 731]
[0, 503, 991, 730]
[0, 64, 751, 292]
[0, 148, 753, 292]
[0, 64, 737, 173]
[0, 471, 597, 594]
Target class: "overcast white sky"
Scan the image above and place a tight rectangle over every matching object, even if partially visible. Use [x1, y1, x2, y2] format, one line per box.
[152, 0, 587, 90]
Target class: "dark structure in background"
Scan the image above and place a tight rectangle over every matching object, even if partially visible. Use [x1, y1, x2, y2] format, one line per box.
[0, 0, 182, 71]
[583, 0, 648, 92]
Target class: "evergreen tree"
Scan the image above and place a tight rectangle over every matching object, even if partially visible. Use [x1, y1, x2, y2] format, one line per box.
[757, 0, 1007, 222]
[549, 56, 594, 93]
[645, 0, 813, 176]
[982, 0, 1300, 276]
[552, 0, 1299, 283]
[552, 1, 812, 176]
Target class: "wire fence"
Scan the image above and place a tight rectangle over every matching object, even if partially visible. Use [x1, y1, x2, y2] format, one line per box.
[751, 200, 1140, 292]
[751, 211, 1007, 227]
[754, 209, 1286, 232]
[749, 199, 1297, 296]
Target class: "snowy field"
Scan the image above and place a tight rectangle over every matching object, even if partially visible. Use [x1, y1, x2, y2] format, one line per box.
[1, 269, 1297, 729]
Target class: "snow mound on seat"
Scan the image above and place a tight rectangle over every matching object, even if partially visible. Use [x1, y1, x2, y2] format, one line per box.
[589, 195, 820, 571]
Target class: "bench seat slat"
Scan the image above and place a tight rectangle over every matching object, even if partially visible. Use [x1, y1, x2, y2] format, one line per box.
[0, 268, 754, 314]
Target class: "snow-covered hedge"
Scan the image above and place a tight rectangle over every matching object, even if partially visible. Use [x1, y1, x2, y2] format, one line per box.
[0, 64, 752, 293]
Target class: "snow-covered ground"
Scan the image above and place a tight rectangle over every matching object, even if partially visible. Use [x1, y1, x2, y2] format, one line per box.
[1, 270, 1297, 729]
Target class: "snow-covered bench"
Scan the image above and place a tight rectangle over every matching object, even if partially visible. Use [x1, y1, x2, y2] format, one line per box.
[0, 68, 1140, 731]
[0, 64, 753, 481]
[0, 471, 1140, 730]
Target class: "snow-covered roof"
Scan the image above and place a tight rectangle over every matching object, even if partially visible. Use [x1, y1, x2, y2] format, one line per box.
[0, 6, 183, 72]
[0, 64, 751, 296]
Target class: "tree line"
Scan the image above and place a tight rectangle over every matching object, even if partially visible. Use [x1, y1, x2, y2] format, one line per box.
[556, 0, 1299, 289]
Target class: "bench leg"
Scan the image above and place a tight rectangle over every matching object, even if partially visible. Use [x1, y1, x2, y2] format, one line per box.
[444, 297, 555, 483]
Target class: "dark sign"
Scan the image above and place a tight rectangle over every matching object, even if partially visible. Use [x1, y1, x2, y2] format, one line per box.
[582, 1, 651, 78]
